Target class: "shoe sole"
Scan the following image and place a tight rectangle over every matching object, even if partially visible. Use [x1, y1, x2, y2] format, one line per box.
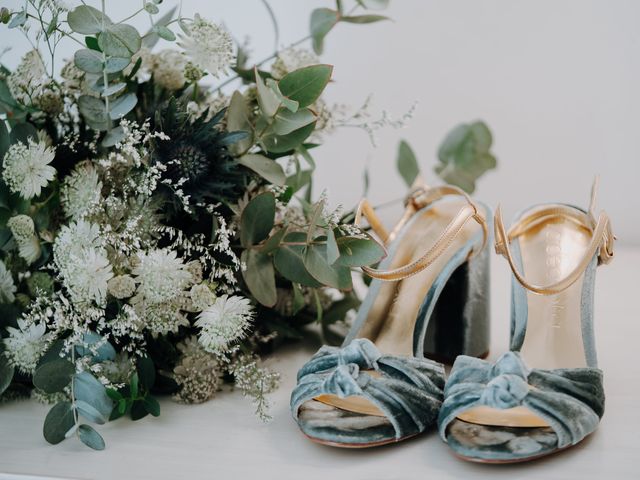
[304, 432, 420, 449]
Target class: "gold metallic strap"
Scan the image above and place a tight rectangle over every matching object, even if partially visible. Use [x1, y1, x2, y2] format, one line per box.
[355, 184, 488, 282]
[494, 179, 615, 296]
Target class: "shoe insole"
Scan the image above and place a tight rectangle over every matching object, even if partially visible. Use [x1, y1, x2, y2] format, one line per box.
[315, 200, 484, 416]
[457, 208, 591, 429]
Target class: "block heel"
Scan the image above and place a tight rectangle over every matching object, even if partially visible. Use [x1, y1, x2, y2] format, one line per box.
[424, 239, 490, 364]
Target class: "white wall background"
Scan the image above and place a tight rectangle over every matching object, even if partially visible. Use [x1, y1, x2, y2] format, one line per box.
[2, 0, 639, 244]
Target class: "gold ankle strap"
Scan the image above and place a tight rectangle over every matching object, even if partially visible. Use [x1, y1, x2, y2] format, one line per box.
[494, 178, 615, 296]
[355, 184, 488, 282]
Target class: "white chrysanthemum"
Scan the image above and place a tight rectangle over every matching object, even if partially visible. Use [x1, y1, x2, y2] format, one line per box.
[178, 15, 234, 78]
[54, 220, 102, 268]
[150, 49, 187, 90]
[3, 319, 52, 374]
[190, 284, 216, 311]
[61, 162, 102, 220]
[61, 247, 113, 305]
[0, 260, 16, 303]
[132, 249, 192, 304]
[7, 50, 46, 105]
[271, 47, 320, 79]
[195, 295, 254, 354]
[2, 139, 56, 200]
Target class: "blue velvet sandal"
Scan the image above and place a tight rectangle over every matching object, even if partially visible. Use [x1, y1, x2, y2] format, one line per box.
[291, 184, 491, 448]
[438, 180, 615, 463]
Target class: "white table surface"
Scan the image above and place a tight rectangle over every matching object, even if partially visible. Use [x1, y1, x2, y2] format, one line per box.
[0, 247, 638, 480]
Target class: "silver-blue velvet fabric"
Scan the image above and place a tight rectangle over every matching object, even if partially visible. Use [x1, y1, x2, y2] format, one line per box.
[291, 338, 446, 443]
[438, 352, 604, 460]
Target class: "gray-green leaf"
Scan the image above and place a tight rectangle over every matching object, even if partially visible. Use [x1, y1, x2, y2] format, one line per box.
[304, 243, 352, 289]
[43, 401, 75, 445]
[227, 91, 254, 155]
[255, 67, 281, 118]
[279, 65, 333, 109]
[334, 236, 385, 267]
[262, 122, 316, 154]
[98, 24, 141, 58]
[273, 108, 317, 136]
[341, 14, 389, 24]
[241, 249, 277, 307]
[273, 232, 322, 287]
[310, 8, 339, 54]
[67, 5, 111, 35]
[78, 424, 105, 450]
[78, 95, 109, 130]
[74, 49, 104, 74]
[435, 120, 496, 194]
[240, 192, 276, 248]
[0, 344, 14, 395]
[33, 358, 75, 393]
[109, 93, 137, 120]
[237, 154, 285, 186]
[73, 371, 113, 420]
[75, 399, 107, 424]
[397, 139, 420, 187]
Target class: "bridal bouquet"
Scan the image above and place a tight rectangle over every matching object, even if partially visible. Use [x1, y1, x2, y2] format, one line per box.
[0, 0, 400, 450]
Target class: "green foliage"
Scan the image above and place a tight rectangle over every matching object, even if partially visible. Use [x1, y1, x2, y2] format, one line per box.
[396, 139, 420, 187]
[78, 424, 105, 450]
[33, 359, 75, 393]
[107, 369, 161, 422]
[435, 121, 497, 193]
[236, 154, 285, 186]
[0, 344, 14, 395]
[43, 401, 75, 445]
[240, 193, 276, 248]
[278, 65, 333, 108]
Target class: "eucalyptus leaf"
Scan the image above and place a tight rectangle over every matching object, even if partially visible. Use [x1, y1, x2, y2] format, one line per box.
[227, 91, 254, 154]
[273, 108, 317, 135]
[278, 65, 333, 109]
[435, 120, 496, 194]
[78, 95, 109, 130]
[137, 356, 156, 390]
[334, 236, 385, 267]
[109, 93, 137, 120]
[33, 358, 75, 393]
[261, 228, 287, 254]
[153, 25, 176, 41]
[85, 36, 101, 52]
[341, 14, 390, 24]
[8, 10, 27, 29]
[73, 371, 113, 420]
[0, 345, 14, 395]
[274, 232, 322, 287]
[397, 139, 420, 187]
[304, 243, 352, 289]
[255, 67, 281, 118]
[144, 2, 160, 14]
[327, 229, 340, 264]
[241, 249, 277, 307]
[98, 24, 141, 58]
[67, 5, 111, 35]
[266, 78, 299, 112]
[102, 126, 125, 147]
[102, 82, 127, 97]
[262, 122, 316, 154]
[143, 6, 178, 48]
[104, 56, 131, 74]
[310, 8, 339, 54]
[240, 192, 276, 247]
[237, 154, 285, 186]
[75, 331, 116, 363]
[78, 424, 105, 450]
[75, 399, 107, 424]
[43, 401, 75, 445]
[74, 49, 103, 74]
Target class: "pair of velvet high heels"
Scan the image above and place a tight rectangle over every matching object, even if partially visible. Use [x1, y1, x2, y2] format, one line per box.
[290, 180, 614, 463]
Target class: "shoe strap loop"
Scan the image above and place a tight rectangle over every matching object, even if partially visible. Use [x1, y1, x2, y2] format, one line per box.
[494, 178, 615, 296]
[355, 184, 488, 282]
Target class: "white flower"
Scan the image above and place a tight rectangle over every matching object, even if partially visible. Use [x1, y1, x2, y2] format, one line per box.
[7, 215, 41, 264]
[3, 319, 52, 374]
[61, 247, 113, 305]
[7, 50, 47, 106]
[2, 139, 56, 199]
[196, 295, 253, 354]
[178, 15, 234, 78]
[271, 47, 319, 79]
[54, 220, 102, 268]
[61, 161, 102, 220]
[150, 49, 187, 90]
[132, 249, 192, 304]
[0, 259, 16, 303]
